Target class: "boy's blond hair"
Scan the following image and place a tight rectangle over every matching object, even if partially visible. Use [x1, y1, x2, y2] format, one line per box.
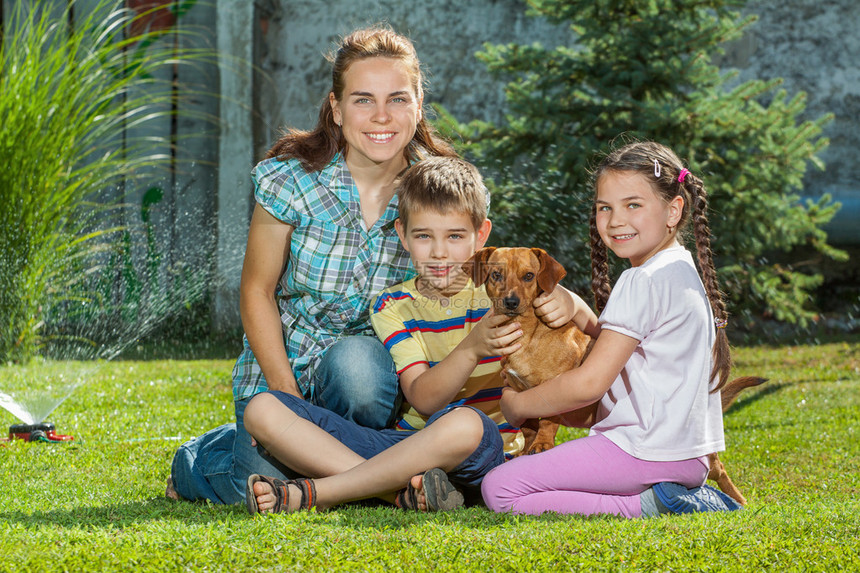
[396, 156, 490, 230]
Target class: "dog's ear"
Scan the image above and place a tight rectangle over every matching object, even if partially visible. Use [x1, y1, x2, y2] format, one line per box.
[532, 248, 566, 294]
[462, 247, 497, 285]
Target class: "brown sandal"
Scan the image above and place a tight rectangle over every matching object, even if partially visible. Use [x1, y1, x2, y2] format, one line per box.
[245, 474, 317, 515]
[394, 468, 464, 512]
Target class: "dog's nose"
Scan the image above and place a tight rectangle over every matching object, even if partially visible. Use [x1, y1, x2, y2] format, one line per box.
[503, 296, 519, 311]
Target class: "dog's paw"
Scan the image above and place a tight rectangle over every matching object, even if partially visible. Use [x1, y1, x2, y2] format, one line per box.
[526, 441, 555, 455]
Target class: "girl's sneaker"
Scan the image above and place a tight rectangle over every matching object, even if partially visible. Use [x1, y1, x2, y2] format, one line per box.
[641, 482, 743, 517]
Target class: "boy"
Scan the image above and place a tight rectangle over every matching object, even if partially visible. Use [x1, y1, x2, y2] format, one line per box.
[243, 156, 526, 514]
[370, 157, 526, 462]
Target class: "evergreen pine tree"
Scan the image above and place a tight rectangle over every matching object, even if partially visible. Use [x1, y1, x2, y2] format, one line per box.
[439, 0, 844, 325]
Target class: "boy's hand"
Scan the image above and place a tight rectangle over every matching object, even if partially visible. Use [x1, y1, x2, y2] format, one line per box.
[462, 308, 522, 361]
[534, 285, 577, 328]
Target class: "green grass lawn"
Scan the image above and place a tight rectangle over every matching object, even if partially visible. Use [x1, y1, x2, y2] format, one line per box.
[0, 338, 857, 572]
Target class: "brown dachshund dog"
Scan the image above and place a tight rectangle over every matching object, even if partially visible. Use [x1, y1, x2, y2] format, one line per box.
[463, 247, 596, 456]
[464, 246, 766, 505]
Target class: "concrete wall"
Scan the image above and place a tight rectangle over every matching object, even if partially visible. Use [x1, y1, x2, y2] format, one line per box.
[252, 0, 574, 156]
[214, 1, 254, 331]
[8, 0, 853, 331]
[250, 0, 857, 228]
[720, 0, 860, 244]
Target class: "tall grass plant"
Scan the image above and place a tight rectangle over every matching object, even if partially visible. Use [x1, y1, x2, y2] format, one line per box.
[0, 0, 213, 362]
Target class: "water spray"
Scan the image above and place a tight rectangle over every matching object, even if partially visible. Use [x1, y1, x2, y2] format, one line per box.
[0, 199, 231, 444]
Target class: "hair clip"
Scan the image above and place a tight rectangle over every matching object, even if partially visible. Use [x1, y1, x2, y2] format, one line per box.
[678, 168, 690, 183]
[653, 159, 661, 178]
[714, 316, 728, 329]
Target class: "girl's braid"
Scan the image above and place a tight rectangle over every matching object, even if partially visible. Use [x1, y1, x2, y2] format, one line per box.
[589, 206, 612, 313]
[687, 174, 732, 390]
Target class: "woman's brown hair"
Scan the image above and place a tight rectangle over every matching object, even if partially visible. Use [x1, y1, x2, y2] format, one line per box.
[265, 25, 456, 171]
[590, 141, 732, 391]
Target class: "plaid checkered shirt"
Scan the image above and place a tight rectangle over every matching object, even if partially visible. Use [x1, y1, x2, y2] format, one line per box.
[232, 153, 415, 401]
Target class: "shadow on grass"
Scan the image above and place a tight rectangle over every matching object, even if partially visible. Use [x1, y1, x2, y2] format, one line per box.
[724, 382, 788, 416]
[0, 497, 245, 528]
[0, 497, 602, 530]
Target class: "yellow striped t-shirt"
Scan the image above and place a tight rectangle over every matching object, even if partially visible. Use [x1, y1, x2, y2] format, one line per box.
[370, 278, 524, 458]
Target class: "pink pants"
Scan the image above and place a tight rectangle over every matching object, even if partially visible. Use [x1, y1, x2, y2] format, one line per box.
[481, 433, 709, 518]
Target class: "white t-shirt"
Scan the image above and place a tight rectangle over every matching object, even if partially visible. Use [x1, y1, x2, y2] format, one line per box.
[590, 246, 725, 461]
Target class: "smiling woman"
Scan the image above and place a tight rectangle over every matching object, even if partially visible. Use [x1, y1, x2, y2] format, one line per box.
[168, 25, 458, 506]
[330, 58, 422, 177]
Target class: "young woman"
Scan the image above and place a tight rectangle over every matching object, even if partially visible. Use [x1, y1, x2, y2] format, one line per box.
[168, 25, 457, 505]
[481, 141, 743, 518]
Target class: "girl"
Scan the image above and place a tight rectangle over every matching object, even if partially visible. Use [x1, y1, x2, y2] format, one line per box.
[168, 25, 457, 505]
[481, 141, 742, 518]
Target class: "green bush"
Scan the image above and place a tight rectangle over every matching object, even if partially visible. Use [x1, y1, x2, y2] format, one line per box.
[437, 0, 846, 326]
[0, 0, 212, 362]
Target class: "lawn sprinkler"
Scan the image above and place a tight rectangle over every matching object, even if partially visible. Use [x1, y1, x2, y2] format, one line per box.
[3, 422, 75, 443]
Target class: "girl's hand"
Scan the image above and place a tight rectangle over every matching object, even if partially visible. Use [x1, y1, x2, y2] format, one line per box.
[463, 308, 522, 360]
[500, 386, 527, 428]
[534, 285, 577, 328]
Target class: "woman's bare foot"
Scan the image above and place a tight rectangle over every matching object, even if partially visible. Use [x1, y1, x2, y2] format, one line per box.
[165, 476, 181, 500]
[252, 479, 280, 513]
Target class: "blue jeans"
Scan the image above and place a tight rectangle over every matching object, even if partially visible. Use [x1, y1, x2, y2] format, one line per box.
[310, 335, 402, 429]
[171, 398, 289, 504]
[171, 336, 402, 504]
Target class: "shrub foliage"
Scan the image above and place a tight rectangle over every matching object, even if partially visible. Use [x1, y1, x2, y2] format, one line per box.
[438, 0, 845, 325]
